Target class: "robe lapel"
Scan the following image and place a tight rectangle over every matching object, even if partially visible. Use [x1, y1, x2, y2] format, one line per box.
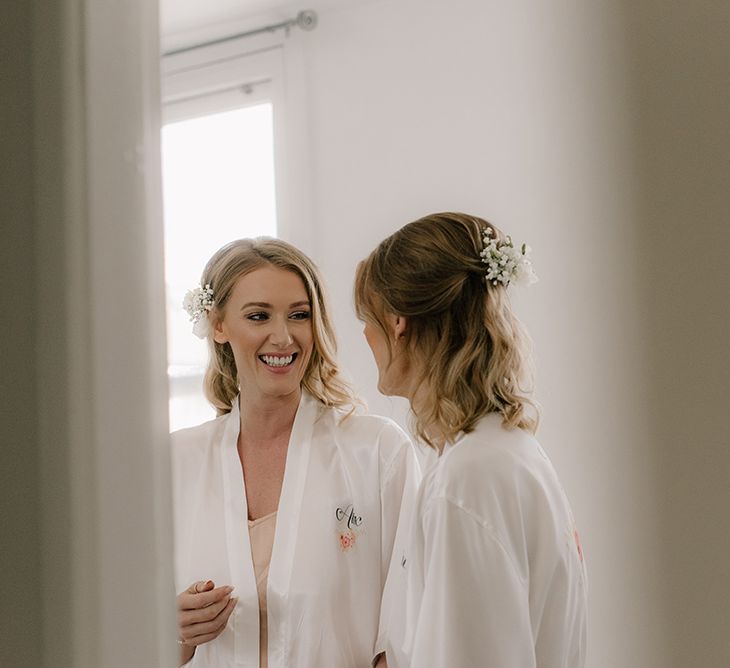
[221, 398, 259, 665]
[267, 392, 318, 661]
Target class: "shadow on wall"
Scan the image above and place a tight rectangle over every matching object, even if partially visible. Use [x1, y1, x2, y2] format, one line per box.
[626, 2, 730, 666]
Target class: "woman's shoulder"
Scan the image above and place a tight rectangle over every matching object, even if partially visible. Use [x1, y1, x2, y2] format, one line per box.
[170, 411, 230, 455]
[460, 412, 540, 457]
[432, 413, 548, 494]
[322, 404, 409, 441]
[318, 404, 414, 466]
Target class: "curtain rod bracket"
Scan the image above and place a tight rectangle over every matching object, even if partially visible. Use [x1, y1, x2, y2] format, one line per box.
[296, 10, 318, 31]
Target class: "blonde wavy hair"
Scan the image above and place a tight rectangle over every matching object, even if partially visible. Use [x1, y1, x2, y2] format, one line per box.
[200, 237, 357, 415]
[354, 212, 538, 448]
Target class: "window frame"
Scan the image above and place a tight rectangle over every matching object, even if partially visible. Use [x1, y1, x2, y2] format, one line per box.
[161, 34, 291, 239]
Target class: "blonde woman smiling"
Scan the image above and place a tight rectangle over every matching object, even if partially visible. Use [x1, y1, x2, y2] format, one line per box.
[355, 213, 587, 668]
[173, 238, 418, 668]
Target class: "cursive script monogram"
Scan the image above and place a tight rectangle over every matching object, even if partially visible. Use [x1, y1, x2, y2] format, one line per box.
[335, 504, 363, 530]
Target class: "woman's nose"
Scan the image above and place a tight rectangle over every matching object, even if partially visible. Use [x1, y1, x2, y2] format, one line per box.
[269, 318, 293, 346]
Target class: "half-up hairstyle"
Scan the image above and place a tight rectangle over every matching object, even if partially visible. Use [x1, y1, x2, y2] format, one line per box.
[200, 237, 357, 415]
[354, 212, 538, 448]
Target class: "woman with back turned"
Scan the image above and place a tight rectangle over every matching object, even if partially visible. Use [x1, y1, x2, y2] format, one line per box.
[355, 212, 587, 667]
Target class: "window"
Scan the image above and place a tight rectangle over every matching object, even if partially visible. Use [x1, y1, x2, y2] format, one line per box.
[161, 44, 283, 430]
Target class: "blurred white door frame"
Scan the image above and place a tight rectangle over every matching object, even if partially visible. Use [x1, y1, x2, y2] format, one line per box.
[33, 0, 176, 665]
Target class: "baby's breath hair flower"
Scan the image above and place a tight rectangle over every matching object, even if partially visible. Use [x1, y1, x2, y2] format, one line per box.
[480, 227, 538, 288]
[182, 284, 215, 339]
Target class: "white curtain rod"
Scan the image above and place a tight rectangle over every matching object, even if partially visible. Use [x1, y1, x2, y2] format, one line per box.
[163, 9, 318, 57]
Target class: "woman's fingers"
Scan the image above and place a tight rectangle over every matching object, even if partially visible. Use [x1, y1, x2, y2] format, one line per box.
[180, 595, 237, 646]
[187, 579, 214, 595]
[178, 583, 234, 612]
[176, 579, 237, 652]
[179, 588, 234, 626]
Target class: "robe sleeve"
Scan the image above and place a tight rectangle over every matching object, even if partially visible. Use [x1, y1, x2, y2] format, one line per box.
[409, 497, 537, 668]
[373, 429, 420, 662]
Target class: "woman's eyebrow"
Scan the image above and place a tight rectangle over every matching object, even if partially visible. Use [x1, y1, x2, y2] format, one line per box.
[239, 300, 310, 310]
[240, 301, 271, 310]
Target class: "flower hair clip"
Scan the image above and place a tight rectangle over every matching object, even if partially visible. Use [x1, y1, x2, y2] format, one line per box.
[182, 284, 215, 339]
[480, 227, 538, 288]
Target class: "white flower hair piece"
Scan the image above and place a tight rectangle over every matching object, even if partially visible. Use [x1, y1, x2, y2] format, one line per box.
[182, 284, 215, 339]
[480, 227, 538, 288]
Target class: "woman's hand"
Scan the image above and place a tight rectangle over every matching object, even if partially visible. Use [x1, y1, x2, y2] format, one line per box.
[177, 580, 237, 666]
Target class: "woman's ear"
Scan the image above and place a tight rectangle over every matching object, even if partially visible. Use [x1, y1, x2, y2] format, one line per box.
[394, 315, 408, 341]
[386, 313, 408, 343]
[212, 317, 228, 344]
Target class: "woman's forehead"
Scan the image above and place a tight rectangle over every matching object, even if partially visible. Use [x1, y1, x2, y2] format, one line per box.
[230, 266, 309, 305]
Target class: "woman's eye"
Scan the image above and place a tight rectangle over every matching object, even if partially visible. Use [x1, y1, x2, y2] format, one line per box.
[290, 311, 311, 321]
[246, 312, 269, 322]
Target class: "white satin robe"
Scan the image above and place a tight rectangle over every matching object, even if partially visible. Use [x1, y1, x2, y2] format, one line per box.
[378, 413, 587, 667]
[171, 392, 419, 668]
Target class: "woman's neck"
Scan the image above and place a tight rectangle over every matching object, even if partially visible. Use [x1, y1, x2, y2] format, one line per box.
[408, 381, 448, 454]
[239, 388, 302, 444]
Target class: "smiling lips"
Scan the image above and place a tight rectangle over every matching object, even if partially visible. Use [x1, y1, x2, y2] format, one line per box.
[259, 353, 297, 368]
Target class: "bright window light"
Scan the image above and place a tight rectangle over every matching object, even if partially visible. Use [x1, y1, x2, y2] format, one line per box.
[162, 102, 277, 431]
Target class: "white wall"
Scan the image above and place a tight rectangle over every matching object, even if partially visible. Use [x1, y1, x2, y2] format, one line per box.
[299, 1, 667, 666]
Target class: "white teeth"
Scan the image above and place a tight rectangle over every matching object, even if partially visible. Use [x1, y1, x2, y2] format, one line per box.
[262, 354, 294, 367]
